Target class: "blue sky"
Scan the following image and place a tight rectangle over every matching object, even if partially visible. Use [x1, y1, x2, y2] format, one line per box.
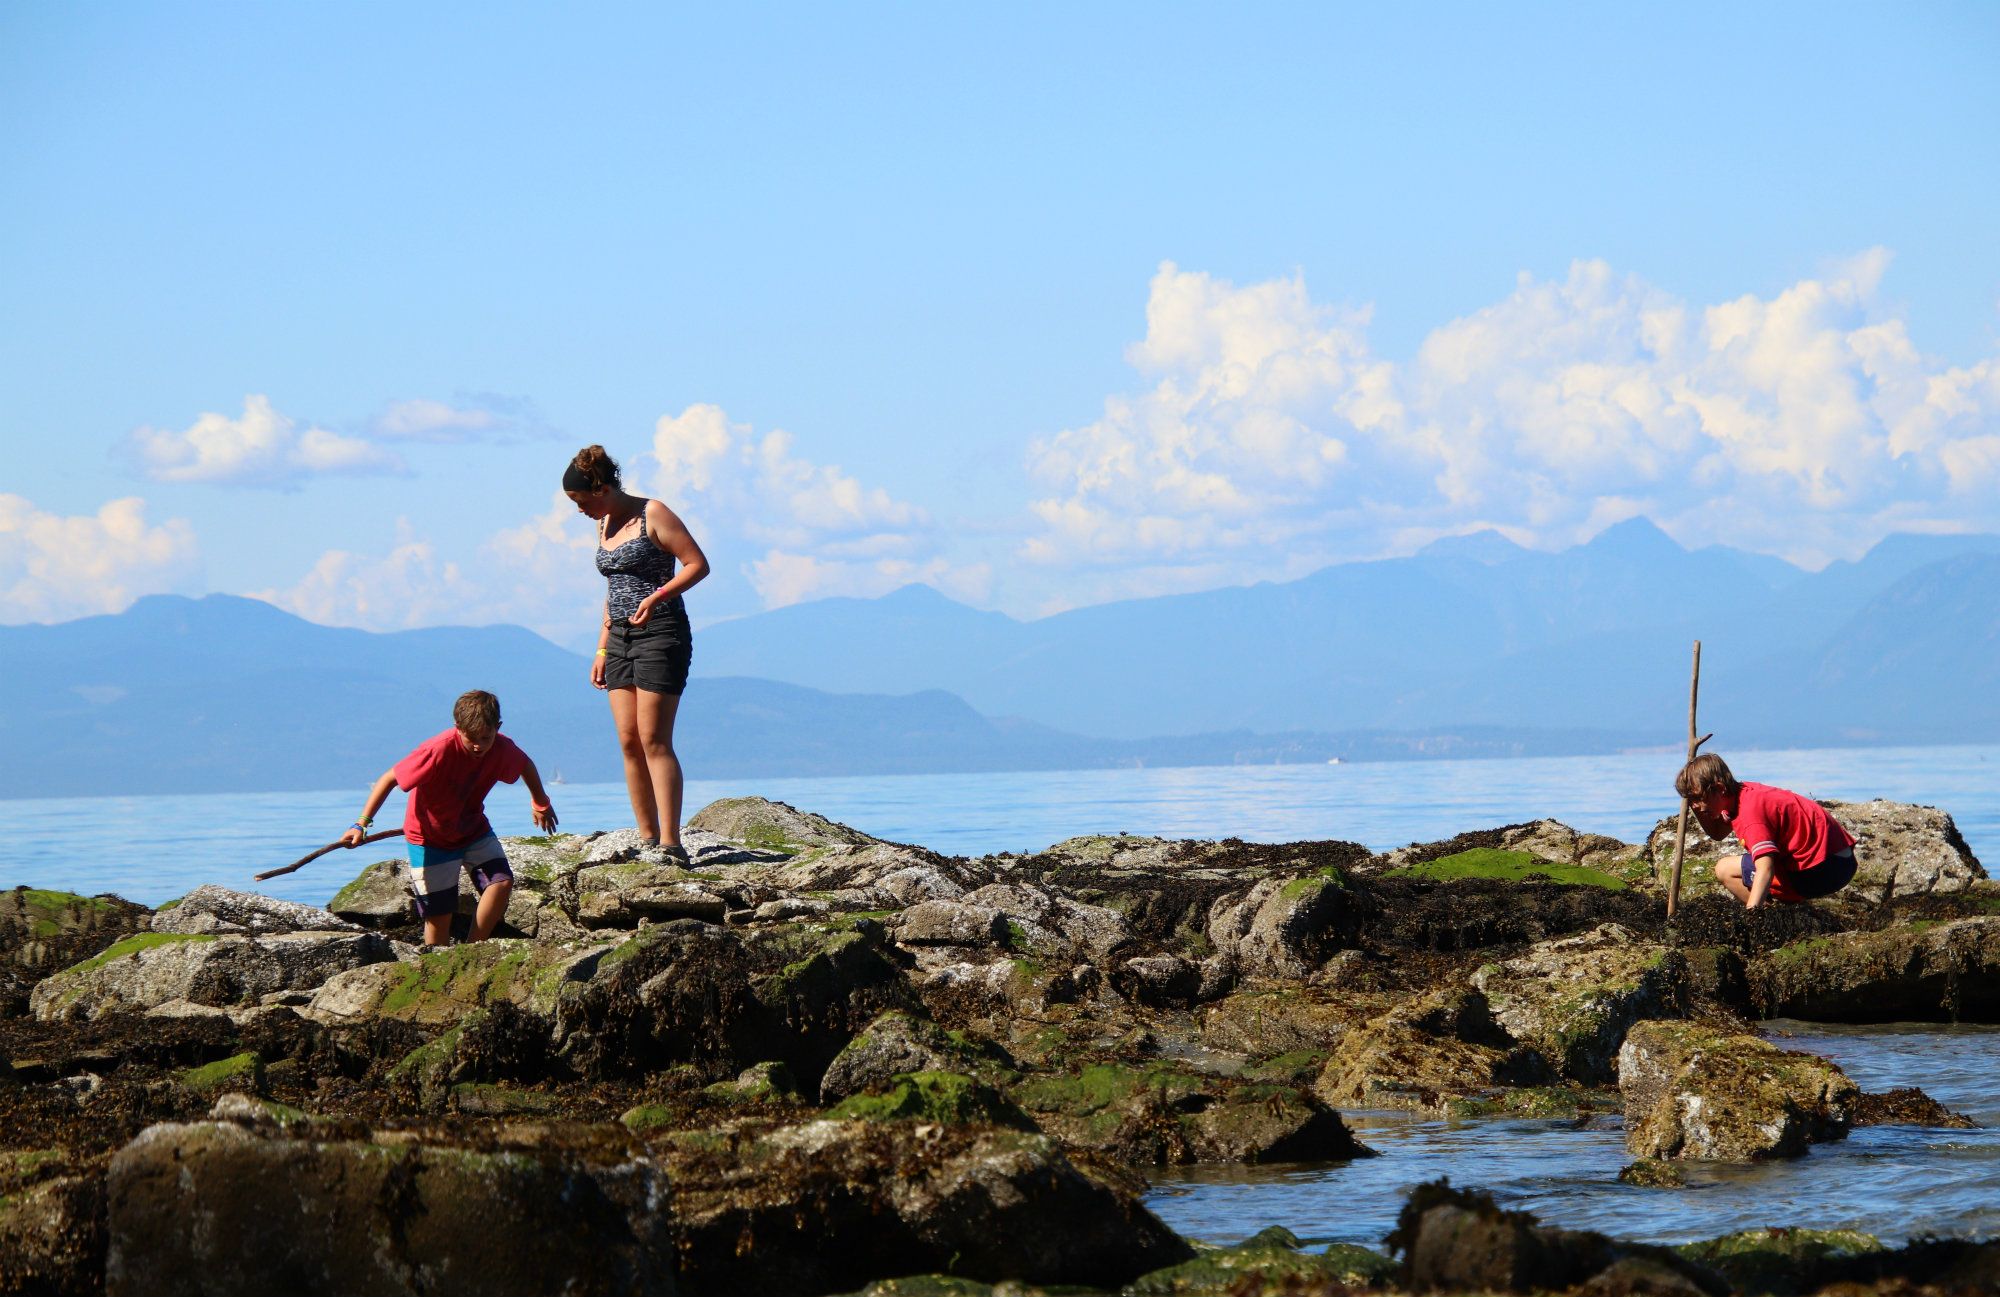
[3, 2, 1997, 648]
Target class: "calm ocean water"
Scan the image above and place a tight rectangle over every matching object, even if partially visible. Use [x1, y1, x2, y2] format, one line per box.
[0, 743, 1992, 908]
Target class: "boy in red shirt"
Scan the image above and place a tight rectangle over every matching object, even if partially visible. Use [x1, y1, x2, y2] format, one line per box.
[340, 690, 558, 946]
[1676, 753, 1857, 909]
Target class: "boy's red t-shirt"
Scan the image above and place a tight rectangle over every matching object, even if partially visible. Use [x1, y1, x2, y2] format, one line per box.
[392, 728, 529, 849]
[1731, 781, 1854, 878]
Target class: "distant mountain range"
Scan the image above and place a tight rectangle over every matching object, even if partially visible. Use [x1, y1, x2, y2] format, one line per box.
[693, 520, 2000, 747]
[1, 519, 1995, 797]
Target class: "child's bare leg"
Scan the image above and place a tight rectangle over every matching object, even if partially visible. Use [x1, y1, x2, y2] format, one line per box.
[636, 691, 684, 847]
[469, 879, 512, 942]
[1714, 856, 1752, 904]
[607, 686, 661, 841]
[422, 913, 453, 947]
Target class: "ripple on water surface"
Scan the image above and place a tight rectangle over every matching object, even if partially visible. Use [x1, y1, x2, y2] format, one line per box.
[1146, 1023, 2000, 1249]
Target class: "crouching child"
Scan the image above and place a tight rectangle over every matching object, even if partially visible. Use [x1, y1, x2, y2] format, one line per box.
[1676, 753, 1856, 909]
[341, 689, 558, 945]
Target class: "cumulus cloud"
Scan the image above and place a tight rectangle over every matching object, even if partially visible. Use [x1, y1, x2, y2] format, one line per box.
[1026, 254, 2000, 581]
[129, 395, 402, 486]
[644, 404, 966, 608]
[0, 495, 200, 623]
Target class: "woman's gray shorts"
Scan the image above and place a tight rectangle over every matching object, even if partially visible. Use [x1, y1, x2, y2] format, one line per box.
[604, 617, 691, 696]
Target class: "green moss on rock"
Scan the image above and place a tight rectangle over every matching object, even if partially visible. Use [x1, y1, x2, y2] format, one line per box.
[64, 931, 217, 975]
[178, 1052, 262, 1094]
[828, 1071, 1034, 1128]
[1383, 847, 1628, 890]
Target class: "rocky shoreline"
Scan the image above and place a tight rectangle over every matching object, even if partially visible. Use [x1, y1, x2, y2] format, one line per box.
[4, 795, 1998, 1296]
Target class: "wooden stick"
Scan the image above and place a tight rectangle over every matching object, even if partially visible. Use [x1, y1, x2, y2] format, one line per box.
[254, 829, 404, 882]
[1665, 641, 1703, 917]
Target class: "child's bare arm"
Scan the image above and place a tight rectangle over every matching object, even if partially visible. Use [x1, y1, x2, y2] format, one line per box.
[1745, 854, 1775, 908]
[521, 760, 559, 833]
[341, 770, 400, 847]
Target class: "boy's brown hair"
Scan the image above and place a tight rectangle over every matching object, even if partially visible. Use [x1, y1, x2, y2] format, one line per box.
[453, 690, 501, 734]
[1675, 752, 1737, 800]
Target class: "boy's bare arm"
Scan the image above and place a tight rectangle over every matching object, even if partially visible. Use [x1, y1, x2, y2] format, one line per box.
[1745, 854, 1775, 908]
[521, 759, 559, 833]
[340, 770, 400, 847]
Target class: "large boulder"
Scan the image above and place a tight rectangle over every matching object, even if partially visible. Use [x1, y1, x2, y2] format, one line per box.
[0, 1169, 103, 1297]
[1200, 985, 1379, 1056]
[1645, 798, 1984, 906]
[687, 796, 878, 853]
[658, 1118, 1191, 1294]
[1469, 923, 1686, 1083]
[555, 918, 914, 1086]
[1618, 1020, 1859, 1160]
[574, 864, 736, 927]
[957, 882, 1135, 963]
[303, 937, 612, 1026]
[31, 931, 395, 1022]
[107, 1121, 674, 1296]
[1314, 988, 1543, 1114]
[1013, 1062, 1373, 1166]
[1206, 868, 1366, 980]
[326, 859, 415, 927]
[1748, 916, 2000, 1022]
[151, 884, 360, 935]
[818, 1009, 1008, 1103]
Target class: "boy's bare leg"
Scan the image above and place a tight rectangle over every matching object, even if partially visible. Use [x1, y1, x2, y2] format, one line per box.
[635, 690, 685, 847]
[1714, 856, 1752, 904]
[422, 913, 453, 947]
[607, 686, 661, 841]
[469, 880, 512, 942]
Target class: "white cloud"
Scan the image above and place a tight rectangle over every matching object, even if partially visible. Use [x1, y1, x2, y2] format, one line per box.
[129, 394, 402, 486]
[646, 404, 964, 608]
[369, 393, 548, 442]
[0, 495, 200, 623]
[1025, 255, 2000, 583]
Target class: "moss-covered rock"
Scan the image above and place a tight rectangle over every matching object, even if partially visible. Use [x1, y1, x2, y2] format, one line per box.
[1469, 922, 1686, 1083]
[1382, 846, 1631, 889]
[177, 1051, 262, 1095]
[828, 1070, 1034, 1128]
[31, 930, 393, 1022]
[0, 886, 152, 1016]
[660, 1118, 1191, 1294]
[1125, 1230, 1399, 1293]
[306, 937, 612, 1026]
[386, 1001, 552, 1109]
[1749, 916, 2000, 1021]
[1618, 1019, 1860, 1160]
[688, 796, 878, 854]
[1676, 1226, 1887, 1295]
[820, 1009, 1012, 1103]
[1313, 987, 1544, 1114]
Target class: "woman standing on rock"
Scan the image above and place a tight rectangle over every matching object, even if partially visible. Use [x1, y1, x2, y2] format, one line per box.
[565, 444, 709, 858]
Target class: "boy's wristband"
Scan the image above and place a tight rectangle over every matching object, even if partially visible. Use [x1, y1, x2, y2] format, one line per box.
[352, 819, 372, 832]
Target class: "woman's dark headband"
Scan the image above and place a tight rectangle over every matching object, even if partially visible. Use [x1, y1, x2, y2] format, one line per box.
[563, 464, 599, 492]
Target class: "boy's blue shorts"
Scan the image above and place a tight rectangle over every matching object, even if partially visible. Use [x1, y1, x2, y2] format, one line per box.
[406, 834, 513, 919]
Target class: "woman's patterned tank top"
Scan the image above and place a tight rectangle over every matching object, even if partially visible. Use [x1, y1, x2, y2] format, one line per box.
[596, 507, 686, 625]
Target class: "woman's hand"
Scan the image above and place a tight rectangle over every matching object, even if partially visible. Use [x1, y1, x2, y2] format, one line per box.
[627, 596, 654, 627]
[590, 652, 607, 689]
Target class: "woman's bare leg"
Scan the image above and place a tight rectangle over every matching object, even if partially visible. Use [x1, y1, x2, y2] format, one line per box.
[634, 690, 685, 847]
[608, 686, 660, 841]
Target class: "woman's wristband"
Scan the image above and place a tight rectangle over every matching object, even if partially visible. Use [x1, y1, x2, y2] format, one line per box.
[595, 649, 608, 657]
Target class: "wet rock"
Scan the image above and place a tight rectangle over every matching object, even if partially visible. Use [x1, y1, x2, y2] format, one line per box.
[107, 1121, 674, 1296]
[659, 1118, 1191, 1294]
[1749, 916, 2000, 1021]
[1674, 1227, 1888, 1296]
[31, 931, 396, 1022]
[1206, 867, 1366, 980]
[1314, 988, 1544, 1114]
[1200, 985, 1372, 1055]
[1469, 923, 1686, 1084]
[176, 1050, 263, 1096]
[150, 884, 360, 935]
[827, 1069, 1033, 1128]
[1012, 1062, 1371, 1165]
[1618, 1020, 1859, 1160]
[1124, 1230, 1399, 1293]
[1387, 1180, 1724, 1296]
[959, 882, 1135, 963]
[1850, 1085, 1976, 1128]
[687, 795, 879, 853]
[386, 1001, 552, 1109]
[555, 919, 913, 1086]
[1111, 953, 1201, 1008]
[1617, 1158, 1686, 1187]
[0, 1170, 103, 1297]
[892, 899, 1010, 948]
[325, 858, 415, 927]
[819, 1009, 1007, 1103]
[303, 937, 612, 1026]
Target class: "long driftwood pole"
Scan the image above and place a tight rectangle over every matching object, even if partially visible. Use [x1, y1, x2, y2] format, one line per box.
[254, 829, 405, 882]
[1665, 640, 1703, 918]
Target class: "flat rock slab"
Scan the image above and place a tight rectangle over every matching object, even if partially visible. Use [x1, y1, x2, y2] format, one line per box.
[153, 884, 359, 935]
[107, 1121, 673, 1297]
[304, 938, 614, 1025]
[1751, 915, 2000, 1022]
[1469, 922, 1684, 1084]
[31, 931, 395, 1022]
